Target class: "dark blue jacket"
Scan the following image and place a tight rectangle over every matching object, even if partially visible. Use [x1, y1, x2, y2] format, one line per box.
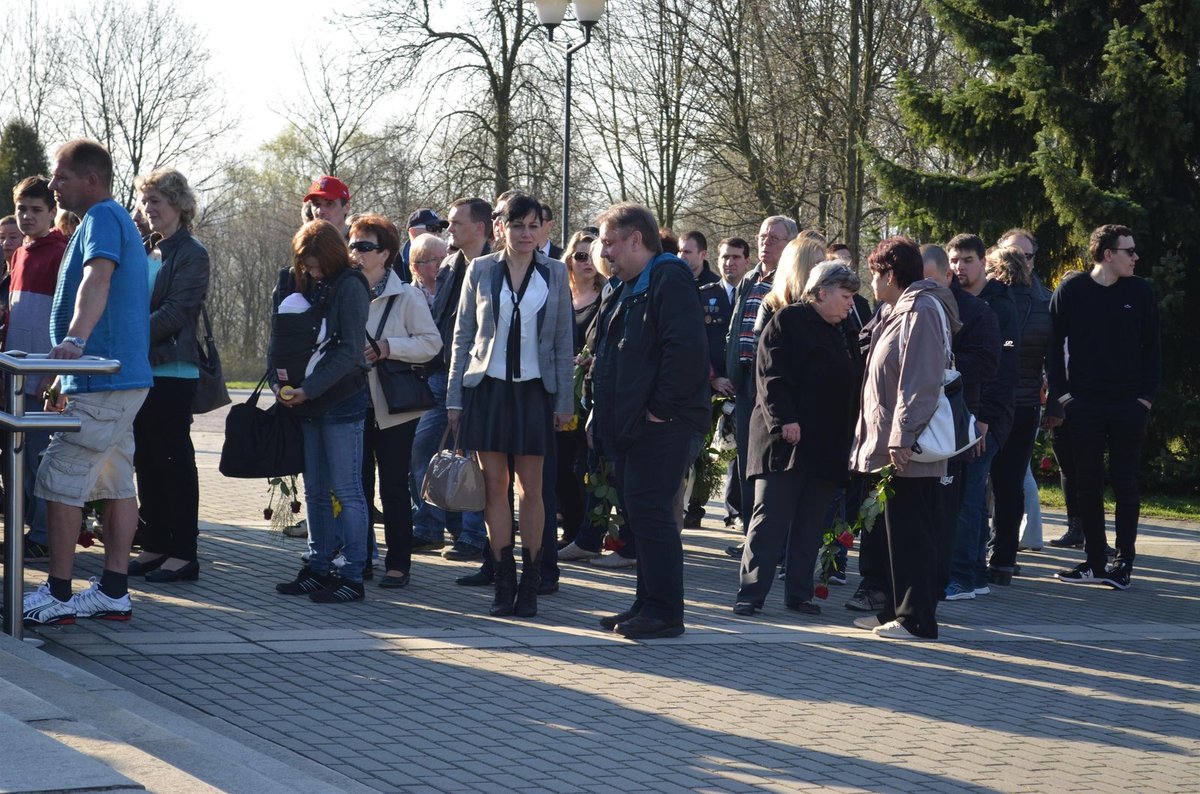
[976, 278, 1020, 447]
[949, 279, 1000, 424]
[698, 280, 734, 377]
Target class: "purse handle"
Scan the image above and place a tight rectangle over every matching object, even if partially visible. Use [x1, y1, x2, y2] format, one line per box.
[367, 295, 398, 360]
[248, 369, 271, 407]
[436, 423, 478, 456]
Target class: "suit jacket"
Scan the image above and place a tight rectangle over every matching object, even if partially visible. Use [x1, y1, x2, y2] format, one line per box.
[698, 280, 734, 377]
[446, 249, 574, 415]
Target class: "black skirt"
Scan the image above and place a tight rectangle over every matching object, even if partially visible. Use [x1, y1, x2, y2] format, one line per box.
[460, 376, 553, 456]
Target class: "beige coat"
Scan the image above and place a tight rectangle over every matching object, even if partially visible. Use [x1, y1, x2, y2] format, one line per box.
[366, 269, 442, 429]
[850, 278, 961, 478]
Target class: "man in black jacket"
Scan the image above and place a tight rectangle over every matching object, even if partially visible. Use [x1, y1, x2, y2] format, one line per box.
[592, 202, 709, 639]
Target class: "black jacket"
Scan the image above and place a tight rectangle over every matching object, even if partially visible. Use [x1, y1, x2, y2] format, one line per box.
[698, 280, 734, 377]
[149, 229, 210, 368]
[976, 278, 1020, 447]
[746, 303, 861, 482]
[592, 256, 710, 452]
[1010, 273, 1052, 407]
[949, 279, 1000, 423]
[431, 242, 490, 367]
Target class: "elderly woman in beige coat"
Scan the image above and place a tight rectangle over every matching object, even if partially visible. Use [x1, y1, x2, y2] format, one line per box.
[351, 214, 442, 589]
[850, 236, 959, 641]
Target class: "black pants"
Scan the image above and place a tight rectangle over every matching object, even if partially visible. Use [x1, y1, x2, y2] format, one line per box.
[362, 416, 417, 573]
[1051, 421, 1078, 518]
[134, 377, 200, 561]
[738, 469, 836, 606]
[878, 476, 940, 638]
[1066, 397, 1148, 569]
[933, 460, 965, 591]
[614, 422, 702, 623]
[989, 404, 1040, 569]
[733, 368, 756, 531]
[555, 426, 587, 545]
[723, 457, 741, 524]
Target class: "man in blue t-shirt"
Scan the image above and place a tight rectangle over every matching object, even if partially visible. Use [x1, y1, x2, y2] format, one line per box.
[22, 139, 152, 628]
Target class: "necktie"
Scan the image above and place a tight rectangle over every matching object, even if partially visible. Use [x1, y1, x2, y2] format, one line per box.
[504, 262, 535, 380]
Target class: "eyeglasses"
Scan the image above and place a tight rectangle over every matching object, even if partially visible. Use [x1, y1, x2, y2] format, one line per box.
[413, 257, 441, 266]
[349, 241, 384, 253]
[424, 225, 443, 234]
[571, 252, 591, 262]
[1110, 246, 1137, 256]
[757, 234, 789, 244]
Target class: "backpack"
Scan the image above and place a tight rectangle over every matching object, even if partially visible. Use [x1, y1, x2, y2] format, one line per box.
[268, 267, 366, 393]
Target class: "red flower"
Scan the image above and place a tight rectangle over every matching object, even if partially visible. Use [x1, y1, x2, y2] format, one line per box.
[263, 507, 273, 520]
[291, 501, 302, 514]
[837, 531, 855, 550]
[814, 584, 829, 600]
[1040, 456, 1053, 472]
[77, 530, 95, 548]
[602, 535, 625, 552]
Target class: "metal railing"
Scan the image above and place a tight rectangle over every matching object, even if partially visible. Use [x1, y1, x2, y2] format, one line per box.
[0, 351, 121, 640]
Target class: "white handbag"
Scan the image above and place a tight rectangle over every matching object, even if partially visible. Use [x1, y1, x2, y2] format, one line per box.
[901, 298, 980, 463]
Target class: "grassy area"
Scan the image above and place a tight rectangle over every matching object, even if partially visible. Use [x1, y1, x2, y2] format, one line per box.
[1037, 482, 1200, 521]
[225, 381, 258, 390]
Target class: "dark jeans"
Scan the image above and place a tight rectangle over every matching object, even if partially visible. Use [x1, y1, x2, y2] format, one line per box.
[1051, 421, 1078, 518]
[738, 469, 836, 606]
[613, 422, 702, 623]
[949, 432, 1000, 590]
[933, 461, 965, 592]
[733, 367, 756, 532]
[555, 425, 587, 545]
[880, 476, 940, 639]
[1066, 397, 1149, 569]
[723, 457, 741, 525]
[989, 404, 1040, 569]
[363, 416, 417, 573]
[133, 377, 199, 561]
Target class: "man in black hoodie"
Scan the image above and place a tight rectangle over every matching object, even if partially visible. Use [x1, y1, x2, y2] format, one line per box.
[591, 202, 709, 639]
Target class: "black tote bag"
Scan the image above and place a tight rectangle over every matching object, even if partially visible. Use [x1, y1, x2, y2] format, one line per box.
[218, 372, 304, 478]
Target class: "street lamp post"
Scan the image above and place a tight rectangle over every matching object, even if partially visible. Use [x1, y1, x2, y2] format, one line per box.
[534, 0, 606, 249]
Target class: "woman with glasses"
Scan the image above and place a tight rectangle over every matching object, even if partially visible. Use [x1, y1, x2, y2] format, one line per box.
[734, 263, 862, 616]
[446, 194, 574, 618]
[351, 214, 442, 589]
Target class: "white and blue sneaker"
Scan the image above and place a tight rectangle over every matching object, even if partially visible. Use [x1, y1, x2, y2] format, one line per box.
[23, 582, 76, 626]
[72, 579, 132, 621]
[944, 582, 976, 601]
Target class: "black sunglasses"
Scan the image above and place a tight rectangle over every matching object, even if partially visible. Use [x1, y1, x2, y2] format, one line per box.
[571, 251, 591, 262]
[349, 240, 384, 253]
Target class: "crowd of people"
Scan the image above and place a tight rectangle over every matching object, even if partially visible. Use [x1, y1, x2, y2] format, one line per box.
[7, 137, 1161, 642]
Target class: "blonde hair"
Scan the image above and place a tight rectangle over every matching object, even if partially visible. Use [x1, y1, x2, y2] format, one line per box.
[564, 230, 602, 292]
[135, 168, 198, 228]
[764, 236, 827, 311]
[589, 238, 611, 279]
[986, 245, 1029, 287]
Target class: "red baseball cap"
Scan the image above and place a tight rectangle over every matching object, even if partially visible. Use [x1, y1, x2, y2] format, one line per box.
[304, 176, 350, 203]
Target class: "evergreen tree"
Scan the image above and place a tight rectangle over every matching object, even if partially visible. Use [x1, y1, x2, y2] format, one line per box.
[0, 120, 50, 216]
[873, 0, 1200, 491]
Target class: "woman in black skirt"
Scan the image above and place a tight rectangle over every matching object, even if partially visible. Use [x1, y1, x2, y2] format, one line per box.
[446, 194, 574, 618]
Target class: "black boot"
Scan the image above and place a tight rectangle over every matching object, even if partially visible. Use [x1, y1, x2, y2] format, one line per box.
[1049, 518, 1084, 549]
[514, 548, 543, 618]
[488, 546, 517, 616]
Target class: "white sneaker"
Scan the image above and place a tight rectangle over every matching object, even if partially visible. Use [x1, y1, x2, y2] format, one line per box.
[558, 541, 601, 562]
[852, 616, 881, 631]
[591, 552, 637, 568]
[874, 619, 923, 640]
[23, 582, 76, 626]
[72, 579, 132, 621]
[974, 585, 991, 596]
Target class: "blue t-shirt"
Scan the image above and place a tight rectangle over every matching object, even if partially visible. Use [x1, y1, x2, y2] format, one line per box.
[51, 198, 153, 393]
[146, 254, 198, 379]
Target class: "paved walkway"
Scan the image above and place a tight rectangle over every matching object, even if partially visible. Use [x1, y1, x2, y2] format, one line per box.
[13, 402, 1200, 792]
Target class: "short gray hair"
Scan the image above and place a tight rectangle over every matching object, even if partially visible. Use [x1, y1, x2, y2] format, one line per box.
[801, 262, 861, 304]
[762, 215, 799, 239]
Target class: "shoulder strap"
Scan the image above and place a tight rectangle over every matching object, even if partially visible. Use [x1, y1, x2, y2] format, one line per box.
[899, 294, 953, 368]
[368, 295, 398, 357]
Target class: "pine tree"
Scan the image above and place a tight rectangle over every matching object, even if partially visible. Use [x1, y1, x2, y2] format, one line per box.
[0, 120, 50, 216]
[873, 0, 1200, 491]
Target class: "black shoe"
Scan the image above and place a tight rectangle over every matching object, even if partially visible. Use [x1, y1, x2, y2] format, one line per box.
[785, 600, 821, 615]
[489, 547, 517, 616]
[456, 568, 494, 586]
[442, 541, 485, 561]
[309, 576, 365, 603]
[276, 567, 330, 595]
[1055, 561, 1105, 585]
[128, 555, 167, 576]
[378, 571, 410, 589]
[600, 608, 639, 630]
[514, 549, 542, 618]
[1049, 526, 1084, 549]
[1105, 544, 1117, 558]
[412, 539, 445, 553]
[537, 579, 560, 596]
[845, 586, 887, 612]
[725, 543, 744, 559]
[732, 602, 758, 616]
[614, 615, 685, 639]
[988, 567, 1013, 586]
[1100, 562, 1132, 590]
[683, 504, 705, 528]
[145, 560, 199, 582]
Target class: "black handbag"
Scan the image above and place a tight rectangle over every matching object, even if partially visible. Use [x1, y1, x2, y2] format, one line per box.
[218, 372, 304, 478]
[369, 295, 436, 414]
[192, 304, 231, 414]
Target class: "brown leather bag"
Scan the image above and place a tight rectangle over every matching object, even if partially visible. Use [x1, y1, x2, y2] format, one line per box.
[421, 427, 485, 512]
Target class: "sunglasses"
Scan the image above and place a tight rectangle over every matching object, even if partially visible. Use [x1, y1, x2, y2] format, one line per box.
[572, 252, 591, 262]
[349, 240, 384, 253]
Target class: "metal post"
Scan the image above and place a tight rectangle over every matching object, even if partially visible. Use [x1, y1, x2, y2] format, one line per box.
[560, 25, 593, 250]
[3, 374, 24, 639]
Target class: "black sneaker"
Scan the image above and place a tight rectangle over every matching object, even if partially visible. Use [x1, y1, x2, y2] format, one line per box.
[845, 586, 887, 612]
[442, 541, 485, 561]
[1055, 561, 1104, 585]
[309, 576, 365, 603]
[276, 567, 330, 595]
[412, 538, 445, 553]
[724, 543, 744, 559]
[683, 505, 705, 528]
[1100, 562, 1132, 590]
[0, 534, 51, 562]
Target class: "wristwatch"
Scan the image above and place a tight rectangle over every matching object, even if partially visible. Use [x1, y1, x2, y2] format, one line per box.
[62, 336, 87, 349]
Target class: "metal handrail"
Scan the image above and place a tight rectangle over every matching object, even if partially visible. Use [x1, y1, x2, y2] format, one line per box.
[1, 352, 121, 639]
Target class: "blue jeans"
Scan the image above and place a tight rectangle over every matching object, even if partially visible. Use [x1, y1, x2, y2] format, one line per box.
[301, 388, 369, 583]
[409, 369, 485, 548]
[1019, 464, 1043, 548]
[949, 432, 1000, 589]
